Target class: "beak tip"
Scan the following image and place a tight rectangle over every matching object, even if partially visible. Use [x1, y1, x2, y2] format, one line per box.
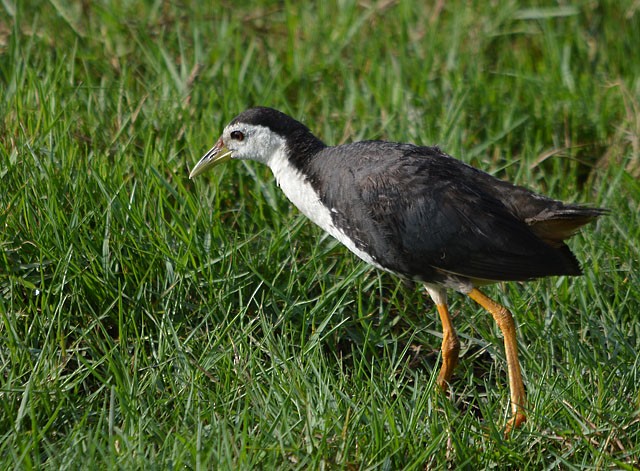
[189, 139, 231, 180]
[188, 161, 206, 179]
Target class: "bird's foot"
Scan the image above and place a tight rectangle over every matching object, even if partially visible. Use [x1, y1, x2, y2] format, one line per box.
[504, 411, 527, 436]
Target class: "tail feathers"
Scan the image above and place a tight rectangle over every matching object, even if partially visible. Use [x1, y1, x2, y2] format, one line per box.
[525, 206, 608, 246]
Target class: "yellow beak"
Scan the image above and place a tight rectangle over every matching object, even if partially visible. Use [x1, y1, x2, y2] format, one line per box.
[189, 138, 233, 179]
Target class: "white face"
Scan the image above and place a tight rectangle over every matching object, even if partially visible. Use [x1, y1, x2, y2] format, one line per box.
[189, 120, 290, 179]
[222, 122, 286, 166]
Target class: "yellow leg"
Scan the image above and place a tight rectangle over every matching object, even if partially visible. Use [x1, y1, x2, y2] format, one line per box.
[435, 303, 461, 389]
[467, 288, 527, 432]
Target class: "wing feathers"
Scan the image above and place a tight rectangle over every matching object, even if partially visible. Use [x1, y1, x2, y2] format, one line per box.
[309, 142, 604, 284]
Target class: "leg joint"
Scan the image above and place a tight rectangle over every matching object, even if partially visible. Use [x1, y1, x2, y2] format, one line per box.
[442, 331, 460, 357]
[493, 305, 515, 327]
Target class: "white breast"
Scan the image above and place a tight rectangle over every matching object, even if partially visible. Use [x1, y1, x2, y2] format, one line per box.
[267, 147, 384, 270]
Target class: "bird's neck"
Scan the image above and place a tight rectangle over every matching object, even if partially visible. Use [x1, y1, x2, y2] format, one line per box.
[266, 144, 386, 272]
[284, 130, 326, 173]
[268, 146, 327, 227]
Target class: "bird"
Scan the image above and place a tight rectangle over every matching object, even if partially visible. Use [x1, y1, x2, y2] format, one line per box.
[189, 106, 607, 432]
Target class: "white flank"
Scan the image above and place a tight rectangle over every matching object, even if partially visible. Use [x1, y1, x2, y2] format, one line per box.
[424, 283, 447, 305]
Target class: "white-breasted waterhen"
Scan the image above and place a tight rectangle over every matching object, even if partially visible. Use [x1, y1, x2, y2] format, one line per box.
[189, 107, 607, 431]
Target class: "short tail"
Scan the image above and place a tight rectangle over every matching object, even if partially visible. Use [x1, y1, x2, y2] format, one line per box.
[526, 205, 608, 247]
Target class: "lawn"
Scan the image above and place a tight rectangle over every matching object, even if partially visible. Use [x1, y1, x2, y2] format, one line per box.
[1, 1, 639, 468]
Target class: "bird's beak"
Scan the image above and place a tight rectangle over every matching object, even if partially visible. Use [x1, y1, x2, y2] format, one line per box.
[189, 138, 233, 179]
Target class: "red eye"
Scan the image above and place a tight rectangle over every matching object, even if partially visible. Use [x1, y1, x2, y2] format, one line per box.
[230, 130, 244, 141]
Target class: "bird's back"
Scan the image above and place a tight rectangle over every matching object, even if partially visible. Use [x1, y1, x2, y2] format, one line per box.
[304, 142, 605, 286]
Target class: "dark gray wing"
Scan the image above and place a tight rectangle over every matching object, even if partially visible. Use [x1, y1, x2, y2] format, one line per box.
[309, 142, 585, 283]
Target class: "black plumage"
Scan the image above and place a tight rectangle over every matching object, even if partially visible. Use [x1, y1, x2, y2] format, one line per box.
[189, 106, 607, 432]
[306, 141, 601, 284]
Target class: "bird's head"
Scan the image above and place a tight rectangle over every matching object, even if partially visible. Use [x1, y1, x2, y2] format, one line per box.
[189, 107, 325, 179]
[189, 117, 286, 178]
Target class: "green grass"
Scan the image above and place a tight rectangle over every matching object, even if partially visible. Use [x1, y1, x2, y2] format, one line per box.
[1, 0, 639, 468]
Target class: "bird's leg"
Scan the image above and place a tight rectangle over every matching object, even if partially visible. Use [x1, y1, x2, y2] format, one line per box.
[424, 286, 460, 389]
[467, 287, 526, 432]
[435, 302, 460, 389]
